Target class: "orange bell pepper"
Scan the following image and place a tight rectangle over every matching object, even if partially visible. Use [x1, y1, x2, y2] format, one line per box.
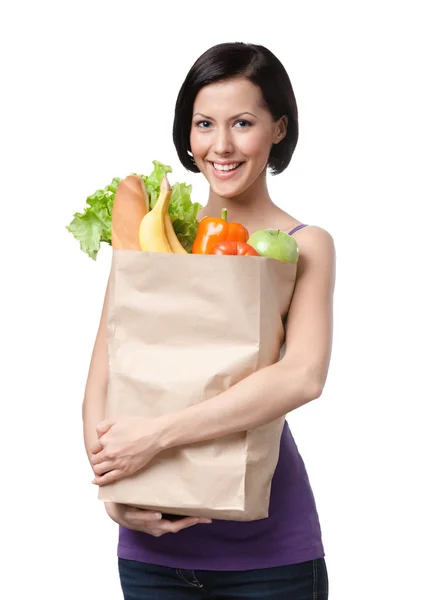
[192, 208, 249, 254]
[210, 241, 260, 256]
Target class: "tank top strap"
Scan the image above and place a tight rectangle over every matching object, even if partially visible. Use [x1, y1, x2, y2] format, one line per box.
[288, 223, 309, 236]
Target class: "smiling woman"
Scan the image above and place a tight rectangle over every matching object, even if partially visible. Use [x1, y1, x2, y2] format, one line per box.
[83, 41, 334, 600]
[189, 79, 287, 198]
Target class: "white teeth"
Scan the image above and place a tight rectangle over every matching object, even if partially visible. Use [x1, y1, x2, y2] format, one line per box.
[213, 162, 241, 172]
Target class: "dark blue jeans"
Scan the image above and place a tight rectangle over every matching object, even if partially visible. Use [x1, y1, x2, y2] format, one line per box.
[118, 557, 328, 599]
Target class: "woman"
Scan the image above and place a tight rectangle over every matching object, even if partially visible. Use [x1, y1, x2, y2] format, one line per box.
[83, 42, 335, 599]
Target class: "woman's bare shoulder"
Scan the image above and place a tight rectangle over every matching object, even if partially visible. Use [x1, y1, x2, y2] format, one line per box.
[292, 225, 336, 290]
[285, 220, 335, 247]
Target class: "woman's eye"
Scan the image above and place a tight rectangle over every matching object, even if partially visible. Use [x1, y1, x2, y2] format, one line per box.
[196, 120, 212, 129]
[234, 120, 252, 128]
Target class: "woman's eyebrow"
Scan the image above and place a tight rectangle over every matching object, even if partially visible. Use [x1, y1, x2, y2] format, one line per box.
[192, 112, 213, 119]
[192, 111, 257, 120]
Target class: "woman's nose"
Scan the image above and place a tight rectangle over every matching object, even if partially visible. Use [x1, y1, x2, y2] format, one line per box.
[213, 127, 234, 155]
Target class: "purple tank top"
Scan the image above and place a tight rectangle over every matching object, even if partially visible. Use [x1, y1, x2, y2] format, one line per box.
[117, 223, 325, 570]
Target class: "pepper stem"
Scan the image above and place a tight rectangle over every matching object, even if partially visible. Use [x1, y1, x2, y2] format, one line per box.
[221, 208, 228, 221]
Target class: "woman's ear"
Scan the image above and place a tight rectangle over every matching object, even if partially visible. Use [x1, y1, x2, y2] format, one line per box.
[273, 115, 288, 144]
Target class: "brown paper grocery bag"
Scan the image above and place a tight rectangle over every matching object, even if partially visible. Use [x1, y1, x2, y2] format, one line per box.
[99, 250, 297, 521]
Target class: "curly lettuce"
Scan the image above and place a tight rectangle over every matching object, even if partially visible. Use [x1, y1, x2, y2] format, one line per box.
[66, 161, 202, 260]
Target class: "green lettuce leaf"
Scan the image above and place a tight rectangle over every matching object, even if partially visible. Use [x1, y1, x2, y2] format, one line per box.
[66, 161, 201, 260]
[169, 182, 202, 253]
[146, 161, 173, 209]
[66, 178, 121, 260]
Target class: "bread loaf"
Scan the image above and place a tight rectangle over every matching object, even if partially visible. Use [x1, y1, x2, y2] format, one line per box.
[112, 176, 149, 250]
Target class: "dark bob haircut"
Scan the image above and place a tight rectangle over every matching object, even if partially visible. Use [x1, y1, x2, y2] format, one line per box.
[173, 42, 299, 175]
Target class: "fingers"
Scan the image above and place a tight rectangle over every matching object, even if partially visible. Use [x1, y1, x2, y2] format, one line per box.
[120, 508, 212, 536]
[91, 421, 114, 454]
[103, 502, 213, 536]
[96, 420, 114, 437]
[167, 517, 200, 533]
[124, 507, 163, 522]
[90, 439, 104, 455]
[166, 516, 212, 533]
[90, 450, 107, 466]
[92, 469, 123, 486]
[92, 460, 113, 476]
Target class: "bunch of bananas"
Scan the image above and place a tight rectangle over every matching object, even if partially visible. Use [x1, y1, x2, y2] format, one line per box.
[139, 175, 187, 254]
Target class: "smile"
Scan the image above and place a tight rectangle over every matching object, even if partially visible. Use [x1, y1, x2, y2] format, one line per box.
[209, 161, 245, 179]
[213, 162, 242, 171]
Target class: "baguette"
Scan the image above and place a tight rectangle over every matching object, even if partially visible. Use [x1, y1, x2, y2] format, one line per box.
[111, 175, 149, 250]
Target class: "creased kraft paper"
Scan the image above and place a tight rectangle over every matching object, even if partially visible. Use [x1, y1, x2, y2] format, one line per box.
[98, 251, 297, 521]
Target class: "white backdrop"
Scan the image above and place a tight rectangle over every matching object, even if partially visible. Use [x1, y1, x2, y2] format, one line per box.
[1, 1, 433, 599]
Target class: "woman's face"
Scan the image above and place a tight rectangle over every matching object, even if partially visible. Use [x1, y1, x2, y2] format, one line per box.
[190, 78, 287, 199]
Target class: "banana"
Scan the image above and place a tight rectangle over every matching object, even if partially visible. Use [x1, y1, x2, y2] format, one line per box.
[164, 212, 188, 254]
[139, 175, 173, 253]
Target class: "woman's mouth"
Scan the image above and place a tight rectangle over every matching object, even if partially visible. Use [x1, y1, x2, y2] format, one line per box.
[209, 161, 244, 179]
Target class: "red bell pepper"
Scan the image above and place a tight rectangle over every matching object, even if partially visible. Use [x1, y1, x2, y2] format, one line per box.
[210, 241, 260, 256]
[192, 208, 249, 254]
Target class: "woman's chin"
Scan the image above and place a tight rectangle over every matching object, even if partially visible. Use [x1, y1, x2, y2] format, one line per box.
[209, 179, 248, 200]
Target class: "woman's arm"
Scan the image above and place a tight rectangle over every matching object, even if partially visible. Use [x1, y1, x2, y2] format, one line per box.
[92, 226, 336, 485]
[158, 225, 336, 449]
[82, 277, 110, 464]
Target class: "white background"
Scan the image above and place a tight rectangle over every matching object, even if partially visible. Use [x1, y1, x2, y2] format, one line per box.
[1, 1, 433, 598]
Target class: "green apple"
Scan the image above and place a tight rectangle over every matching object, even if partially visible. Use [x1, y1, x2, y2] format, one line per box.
[247, 229, 299, 264]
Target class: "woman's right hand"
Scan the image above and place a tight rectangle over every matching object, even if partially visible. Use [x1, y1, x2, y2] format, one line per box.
[104, 502, 212, 537]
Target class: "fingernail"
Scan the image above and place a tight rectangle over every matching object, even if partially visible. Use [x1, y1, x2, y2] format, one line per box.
[153, 513, 162, 520]
[202, 519, 212, 523]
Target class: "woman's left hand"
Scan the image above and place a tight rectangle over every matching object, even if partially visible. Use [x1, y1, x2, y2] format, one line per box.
[90, 417, 160, 486]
